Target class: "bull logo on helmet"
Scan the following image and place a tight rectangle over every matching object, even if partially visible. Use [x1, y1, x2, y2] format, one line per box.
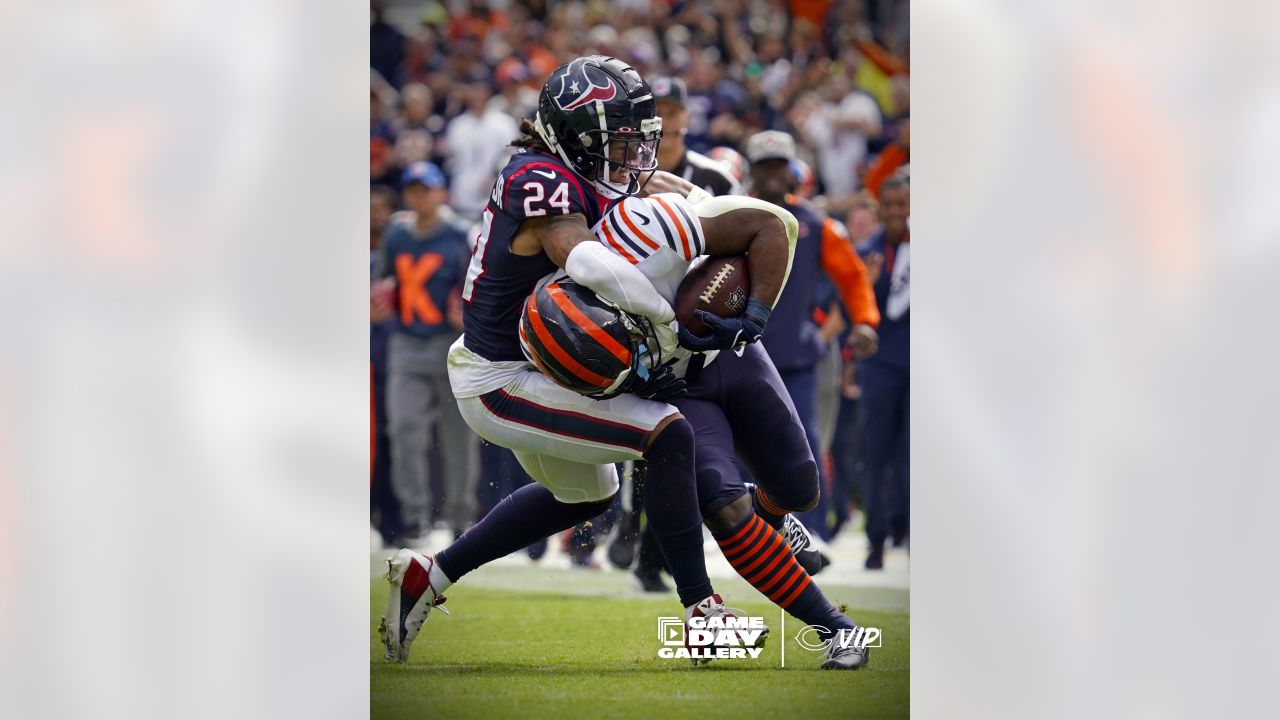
[552, 58, 619, 111]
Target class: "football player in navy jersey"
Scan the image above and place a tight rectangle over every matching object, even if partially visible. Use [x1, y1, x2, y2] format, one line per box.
[381, 56, 793, 664]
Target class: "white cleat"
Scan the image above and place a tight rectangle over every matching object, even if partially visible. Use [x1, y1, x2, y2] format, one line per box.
[379, 548, 449, 663]
[820, 633, 870, 670]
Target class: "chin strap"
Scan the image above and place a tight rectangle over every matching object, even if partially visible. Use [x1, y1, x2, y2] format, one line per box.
[535, 111, 613, 197]
[633, 344, 653, 381]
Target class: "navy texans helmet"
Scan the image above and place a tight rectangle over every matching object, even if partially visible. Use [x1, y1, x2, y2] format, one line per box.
[519, 278, 659, 399]
[533, 55, 662, 198]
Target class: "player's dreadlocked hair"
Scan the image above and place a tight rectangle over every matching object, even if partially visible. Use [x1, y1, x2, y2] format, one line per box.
[510, 117, 551, 153]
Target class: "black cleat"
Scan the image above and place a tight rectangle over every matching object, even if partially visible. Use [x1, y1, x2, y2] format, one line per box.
[797, 547, 831, 576]
[865, 544, 884, 570]
[632, 566, 671, 593]
[608, 531, 638, 570]
[607, 511, 641, 570]
[782, 514, 831, 576]
[526, 537, 548, 561]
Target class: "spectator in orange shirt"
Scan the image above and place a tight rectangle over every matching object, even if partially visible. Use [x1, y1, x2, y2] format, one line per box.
[864, 116, 909, 199]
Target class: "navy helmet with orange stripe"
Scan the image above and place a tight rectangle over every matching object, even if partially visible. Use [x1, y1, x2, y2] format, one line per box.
[519, 278, 657, 399]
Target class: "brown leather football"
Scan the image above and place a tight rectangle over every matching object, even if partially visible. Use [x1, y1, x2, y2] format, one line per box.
[674, 255, 751, 336]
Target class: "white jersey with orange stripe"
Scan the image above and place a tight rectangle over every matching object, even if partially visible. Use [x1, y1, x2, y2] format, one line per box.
[590, 192, 718, 376]
[592, 192, 708, 305]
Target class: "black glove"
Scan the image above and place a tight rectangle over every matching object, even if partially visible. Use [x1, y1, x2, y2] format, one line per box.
[627, 357, 686, 403]
[678, 297, 772, 352]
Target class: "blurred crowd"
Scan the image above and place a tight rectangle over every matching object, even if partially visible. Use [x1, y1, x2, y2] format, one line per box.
[371, 0, 910, 573]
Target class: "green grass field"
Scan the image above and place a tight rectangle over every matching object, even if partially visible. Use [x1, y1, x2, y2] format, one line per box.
[370, 565, 909, 719]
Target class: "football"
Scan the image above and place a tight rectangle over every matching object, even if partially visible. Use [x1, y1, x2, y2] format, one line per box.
[674, 255, 751, 336]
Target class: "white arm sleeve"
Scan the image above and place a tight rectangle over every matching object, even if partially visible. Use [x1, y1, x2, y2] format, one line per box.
[691, 195, 800, 307]
[564, 241, 676, 323]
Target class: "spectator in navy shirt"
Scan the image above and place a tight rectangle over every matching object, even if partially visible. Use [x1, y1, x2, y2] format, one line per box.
[856, 176, 910, 569]
[749, 130, 881, 541]
[372, 162, 477, 543]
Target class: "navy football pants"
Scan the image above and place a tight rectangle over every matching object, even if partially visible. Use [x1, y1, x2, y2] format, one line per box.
[777, 366, 833, 540]
[677, 343, 820, 522]
[858, 366, 910, 547]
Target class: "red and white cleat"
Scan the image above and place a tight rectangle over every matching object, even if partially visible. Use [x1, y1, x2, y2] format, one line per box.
[379, 548, 449, 663]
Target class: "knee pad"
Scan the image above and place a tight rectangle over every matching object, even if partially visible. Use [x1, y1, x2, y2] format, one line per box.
[550, 465, 620, 505]
[582, 467, 621, 504]
[645, 416, 694, 462]
[763, 457, 820, 511]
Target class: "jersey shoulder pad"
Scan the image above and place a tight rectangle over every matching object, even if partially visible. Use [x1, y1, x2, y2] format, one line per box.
[495, 154, 591, 219]
[596, 194, 705, 265]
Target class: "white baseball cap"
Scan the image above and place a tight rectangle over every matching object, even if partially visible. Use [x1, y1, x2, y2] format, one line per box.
[745, 130, 797, 163]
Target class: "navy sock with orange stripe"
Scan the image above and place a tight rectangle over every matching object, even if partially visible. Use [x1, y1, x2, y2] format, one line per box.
[713, 513, 851, 636]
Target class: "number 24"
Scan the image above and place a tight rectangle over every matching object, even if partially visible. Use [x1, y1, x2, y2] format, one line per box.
[523, 182, 570, 216]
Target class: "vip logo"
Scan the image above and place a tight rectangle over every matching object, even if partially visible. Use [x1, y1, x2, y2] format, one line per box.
[553, 58, 618, 111]
[794, 625, 882, 652]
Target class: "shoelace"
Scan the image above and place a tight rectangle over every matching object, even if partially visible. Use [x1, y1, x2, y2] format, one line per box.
[420, 557, 451, 616]
[429, 594, 450, 616]
[784, 518, 808, 553]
